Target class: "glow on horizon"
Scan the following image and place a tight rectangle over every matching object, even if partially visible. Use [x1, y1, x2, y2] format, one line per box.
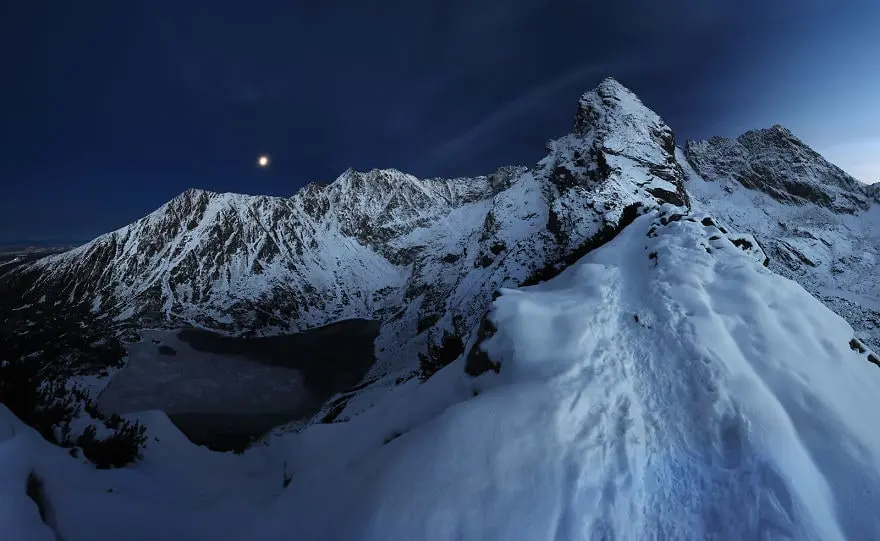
[700, 3, 880, 187]
[820, 139, 880, 185]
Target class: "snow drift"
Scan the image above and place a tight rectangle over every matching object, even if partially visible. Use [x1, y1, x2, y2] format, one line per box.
[5, 206, 880, 540]
[253, 206, 880, 540]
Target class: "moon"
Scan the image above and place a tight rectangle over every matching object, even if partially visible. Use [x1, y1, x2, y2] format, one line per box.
[257, 155, 270, 168]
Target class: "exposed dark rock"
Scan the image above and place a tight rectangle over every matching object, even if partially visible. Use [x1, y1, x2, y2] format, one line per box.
[417, 314, 441, 334]
[523, 203, 645, 287]
[595, 149, 611, 180]
[419, 332, 466, 381]
[319, 398, 349, 424]
[730, 238, 753, 250]
[475, 253, 494, 268]
[480, 211, 499, 242]
[660, 213, 685, 226]
[648, 187, 687, 208]
[465, 316, 500, 377]
[618, 202, 644, 229]
[383, 430, 405, 445]
[550, 165, 580, 190]
[775, 242, 817, 268]
[850, 339, 866, 353]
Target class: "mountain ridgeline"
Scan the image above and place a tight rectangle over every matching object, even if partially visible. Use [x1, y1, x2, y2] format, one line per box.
[2, 78, 878, 423]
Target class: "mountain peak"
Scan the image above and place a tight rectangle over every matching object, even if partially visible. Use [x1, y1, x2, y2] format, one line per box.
[564, 78, 684, 208]
[574, 78, 655, 137]
[595, 77, 636, 98]
[770, 123, 792, 135]
[578, 78, 655, 119]
[330, 167, 417, 188]
[572, 78, 675, 160]
[164, 188, 225, 211]
[738, 124, 802, 148]
[684, 126, 871, 212]
[176, 187, 214, 199]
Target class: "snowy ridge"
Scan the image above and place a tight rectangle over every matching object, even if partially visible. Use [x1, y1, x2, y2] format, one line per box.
[5, 207, 880, 540]
[31, 187, 405, 330]
[682, 135, 880, 352]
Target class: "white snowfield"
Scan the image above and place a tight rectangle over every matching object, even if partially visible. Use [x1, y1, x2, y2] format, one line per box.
[3, 207, 880, 540]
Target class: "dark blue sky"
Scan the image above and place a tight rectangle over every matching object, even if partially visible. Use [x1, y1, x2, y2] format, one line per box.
[1, 1, 878, 242]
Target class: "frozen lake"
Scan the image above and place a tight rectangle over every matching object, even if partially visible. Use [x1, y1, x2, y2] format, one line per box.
[97, 319, 379, 449]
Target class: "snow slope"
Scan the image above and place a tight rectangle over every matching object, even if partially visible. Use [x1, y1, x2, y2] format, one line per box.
[253, 207, 880, 540]
[0, 408, 285, 541]
[5, 207, 879, 540]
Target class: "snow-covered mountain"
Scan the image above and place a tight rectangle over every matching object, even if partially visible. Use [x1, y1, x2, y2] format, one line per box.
[4, 77, 877, 417]
[4, 205, 879, 540]
[683, 127, 880, 351]
[4, 76, 880, 540]
[685, 125, 874, 212]
[11, 78, 692, 387]
[2, 78, 875, 423]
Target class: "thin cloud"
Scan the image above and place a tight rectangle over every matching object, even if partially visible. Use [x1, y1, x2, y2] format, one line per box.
[421, 64, 606, 170]
[821, 138, 880, 184]
[419, 54, 657, 172]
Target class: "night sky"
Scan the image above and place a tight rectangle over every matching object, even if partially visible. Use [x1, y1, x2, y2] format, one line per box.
[2, 1, 878, 242]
